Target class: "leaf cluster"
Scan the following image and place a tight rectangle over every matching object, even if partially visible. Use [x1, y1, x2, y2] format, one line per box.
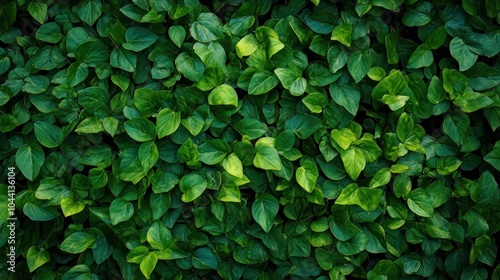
[1, 0, 500, 279]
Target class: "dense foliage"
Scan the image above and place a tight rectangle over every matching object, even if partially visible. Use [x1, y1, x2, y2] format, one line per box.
[1, 0, 500, 279]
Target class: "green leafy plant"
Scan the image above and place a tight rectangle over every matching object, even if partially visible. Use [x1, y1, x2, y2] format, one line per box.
[1, 0, 499, 279]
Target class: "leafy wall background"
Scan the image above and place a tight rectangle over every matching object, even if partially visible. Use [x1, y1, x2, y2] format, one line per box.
[0, 0, 499, 279]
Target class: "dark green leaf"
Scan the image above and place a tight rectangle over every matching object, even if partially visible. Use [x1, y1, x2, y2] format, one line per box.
[347, 50, 372, 83]
[252, 193, 279, 233]
[60, 232, 96, 254]
[16, 144, 45, 181]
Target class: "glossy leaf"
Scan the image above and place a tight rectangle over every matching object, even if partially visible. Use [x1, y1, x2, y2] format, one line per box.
[180, 174, 207, 202]
[252, 193, 279, 233]
[60, 232, 96, 254]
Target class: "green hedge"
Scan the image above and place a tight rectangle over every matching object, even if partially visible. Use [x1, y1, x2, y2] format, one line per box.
[1, 0, 500, 279]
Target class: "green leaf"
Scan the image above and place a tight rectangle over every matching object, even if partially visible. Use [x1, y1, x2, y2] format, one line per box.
[168, 26, 186, 48]
[371, 0, 404, 11]
[337, 231, 369, 256]
[253, 146, 281, 171]
[60, 232, 96, 254]
[147, 221, 172, 250]
[127, 246, 149, 263]
[347, 50, 372, 83]
[199, 139, 230, 165]
[123, 27, 158, 52]
[0, 114, 17, 132]
[384, 31, 399, 64]
[252, 193, 279, 233]
[216, 181, 241, 202]
[23, 75, 49, 94]
[402, 2, 432, 27]
[236, 34, 259, 58]
[194, 42, 227, 68]
[284, 114, 323, 139]
[367, 67, 386, 81]
[369, 168, 391, 188]
[442, 111, 469, 146]
[311, 217, 329, 233]
[208, 84, 238, 107]
[139, 141, 159, 171]
[140, 252, 158, 279]
[177, 138, 200, 167]
[156, 108, 181, 138]
[472, 235, 497, 266]
[151, 171, 179, 193]
[296, 159, 319, 193]
[230, 14, 255, 36]
[182, 115, 204, 136]
[77, 86, 110, 117]
[306, 63, 338, 86]
[330, 84, 360, 116]
[109, 198, 134, 225]
[222, 153, 243, 178]
[335, 183, 382, 212]
[78, 0, 102, 26]
[61, 197, 85, 217]
[484, 142, 500, 171]
[23, 203, 58, 221]
[88, 168, 107, 189]
[16, 144, 45, 181]
[339, 147, 366, 181]
[470, 171, 499, 204]
[30, 45, 64, 70]
[407, 189, 434, 217]
[0, 2, 16, 33]
[327, 45, 348, 73]
[67, 63, 89, 87]
[454, 91, 494, 113]
[34, 121, 64, 148]
[436, 156, 462, 175]
[450, 37, 478, 71]
[460, 265, 488, 280]
[329, 207, 360, 241]
[28, 2, 47, 24]
[119, 4, 146, 22]
[302, 93, 327, 113]
[75, 41, 110, 66]
[35, 178, 70, 202]
[192, 247, 218, 270]
[408, 46, 433, 68]
[75, 117, 104, 134]
[396, 113, 414, 143]
[372, 70, 408, 109]
[103, 117, 119, 136]
[381, 94, 410, 111]
[190, 13, 223, 43]
[274, 67, 303, 88]
[35, 22, 63, 43]
[443, 69, 468, 98]
[331, 23, 352, 47]
[61, 265, 94, 280]
[27, 246, 50, 272]
[427, 76, 445, 104]
[110, 48, 137, 72]
[248, 70, 279, 95]
[331, 128, 357, 150]
[288, 77, 307, 96]
[424, 26, 447, 50]
[180, 174, 207, 202]
[235, 118, 267, 140]
[465, 63, 500, 91]
[175, 52, 205, 82]
[124, 118, 156, 142]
